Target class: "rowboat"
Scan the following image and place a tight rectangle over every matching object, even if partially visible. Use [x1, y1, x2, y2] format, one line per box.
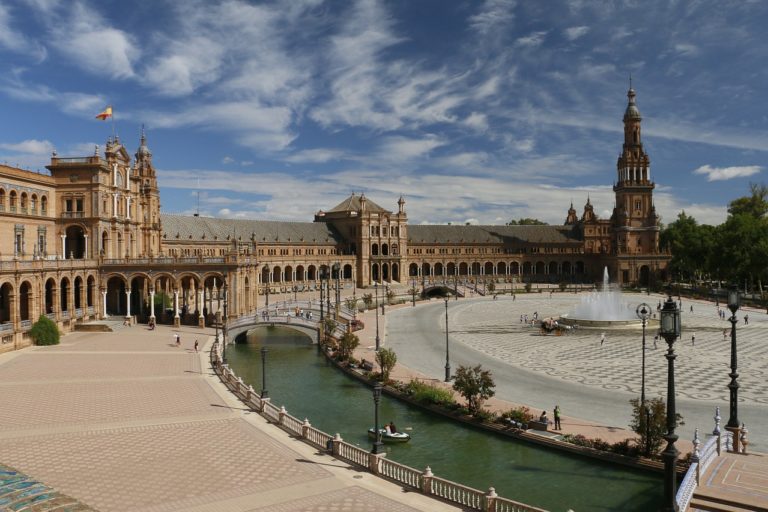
[367, 428, 411, 442]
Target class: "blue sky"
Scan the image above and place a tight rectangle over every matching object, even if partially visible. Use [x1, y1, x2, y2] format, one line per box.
[1, 0, 767, 226]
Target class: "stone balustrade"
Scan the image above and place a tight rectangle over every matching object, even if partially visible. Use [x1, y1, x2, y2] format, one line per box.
[210, 339, 549, 512]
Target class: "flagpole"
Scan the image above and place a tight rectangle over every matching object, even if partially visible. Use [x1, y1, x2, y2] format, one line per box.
[111, 105, 116, 141]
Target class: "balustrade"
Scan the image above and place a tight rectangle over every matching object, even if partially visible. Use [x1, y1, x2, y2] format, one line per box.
[262, 401, 282, 423]
[430, 476, 485, 510]
[378, 458, 422, 490]
[492, 496, 549, 512]
[337, 441, 369, 468]
[0, 323, 13, 332]
[280, 412, 305, 437]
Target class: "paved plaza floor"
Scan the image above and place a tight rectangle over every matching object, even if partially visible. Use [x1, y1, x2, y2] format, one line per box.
[0, 325, 461, 512]
[382, 291, 768, 451]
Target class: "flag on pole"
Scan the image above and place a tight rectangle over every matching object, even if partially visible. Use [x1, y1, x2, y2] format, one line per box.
[95, 106, 113, 120]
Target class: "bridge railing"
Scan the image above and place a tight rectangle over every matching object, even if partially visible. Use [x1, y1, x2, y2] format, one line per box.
[676, 414, 735, 511]
[210, 340, 549, 512]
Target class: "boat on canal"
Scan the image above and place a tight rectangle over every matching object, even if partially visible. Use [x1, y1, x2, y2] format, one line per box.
[368, 427, 411, 443]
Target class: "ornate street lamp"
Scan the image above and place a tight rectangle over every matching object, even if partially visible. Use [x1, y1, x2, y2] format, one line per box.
[444, 297, 451, 382]
[260, 346, 268, 398]
[411, 277, 416, 307]
[293, 285, 297, 302]
[222, 275, 228, 356]
[262, 264, 270, 311]
[726, 284, 741, 452]
[319, 268, 325, 323]
[374, 281, 380, 351]
[333, 262, 340, 318]
[659, 292, 681, 512]
[371, 382, 383, 454]
[636, 302, 652, 456]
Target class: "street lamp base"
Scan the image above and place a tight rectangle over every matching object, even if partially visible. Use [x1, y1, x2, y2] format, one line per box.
[725, 424, 742, 453]
[445, 365, 451, 382]
[372, 441, 384, 454]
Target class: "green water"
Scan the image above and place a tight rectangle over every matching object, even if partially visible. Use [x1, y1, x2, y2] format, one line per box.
[226, 326, 663, 512]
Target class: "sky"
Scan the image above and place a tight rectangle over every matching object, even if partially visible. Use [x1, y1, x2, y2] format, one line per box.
[1, 0, 767, 227]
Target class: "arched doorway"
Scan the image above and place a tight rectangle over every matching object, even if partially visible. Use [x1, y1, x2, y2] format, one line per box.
[639, 265, 650, 287]
[45, 278, 55, 314]
[106, 276, 127, 316]
[0, 282, 12, 325]
[60, 277, 70, 315]
[19, 281, 31, 322]
[65, 225, 86, 259]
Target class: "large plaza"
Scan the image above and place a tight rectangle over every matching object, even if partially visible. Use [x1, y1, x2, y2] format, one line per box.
[384, 290, 768, 450]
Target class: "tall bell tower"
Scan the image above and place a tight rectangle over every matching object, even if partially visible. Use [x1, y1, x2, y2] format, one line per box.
[134, 127, 162, 256]
[611, 85, 659, 254]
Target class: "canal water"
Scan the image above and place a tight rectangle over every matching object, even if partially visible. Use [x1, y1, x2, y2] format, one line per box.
[226, 326, 663, 512]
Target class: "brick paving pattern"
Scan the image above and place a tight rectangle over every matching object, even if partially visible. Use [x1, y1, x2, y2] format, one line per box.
[0, 326, 460, 512]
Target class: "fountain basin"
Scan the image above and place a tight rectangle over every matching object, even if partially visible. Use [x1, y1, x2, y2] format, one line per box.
[558, 315, 658, 330]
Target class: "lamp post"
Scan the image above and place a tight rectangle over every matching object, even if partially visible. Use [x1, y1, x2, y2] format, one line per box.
[726, 284, 742, 452]
[325, 267, 331, 316]
[293, 285, 297, 302]
[659, 291, 681, 512]
[260, 346, 268, 398]
[444, 297, 451, 382]
[636, 302, 652, 456]
[374, 282, 380, 351]
[333, 262, 340, 318]
[371, 382, 384, 454]
[263, 264, 270, 311]
[222, 277, 228, 351]
[454, 273, 458, 300]
[319, 268, 325, 323]
[412, 278, 416, 307]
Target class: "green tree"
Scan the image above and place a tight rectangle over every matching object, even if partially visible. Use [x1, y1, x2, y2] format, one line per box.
[29, 314, 60, 345]
[362, 293, 373, 309]
[336, 331, 359, 361]
[345, 297, 358, 311]
[727, 182, 768, 218]
[322, 317, 337, 340]
[507, 218, 547, 225]
[629, 397, 684, 457]
[452, 364, 496, 416]
[375, 348, 397, 381]
[660, 211, 716, 282]
[386, 288, 395, 304]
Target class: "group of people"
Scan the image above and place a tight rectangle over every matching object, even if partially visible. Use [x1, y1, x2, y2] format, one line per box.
[384, 421, 398, 434]
[538, 406, 562, 430]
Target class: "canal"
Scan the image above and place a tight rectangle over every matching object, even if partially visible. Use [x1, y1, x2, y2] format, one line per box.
[226, 326, 663, 512]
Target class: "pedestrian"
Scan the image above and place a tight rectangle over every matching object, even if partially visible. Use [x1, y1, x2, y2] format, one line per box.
[600, 332, 606, 346]
[194, 339, 199, 352]
[554, 405, 562, 430]
[723, 328, 728, 340]
[691, 332, 695, 346]
[520, 315, 523, 323]
[175, 333, 180, 347]
[744, 314, 749, 325]
[690, 305, 693, 313]
[653, 334, 658, 349]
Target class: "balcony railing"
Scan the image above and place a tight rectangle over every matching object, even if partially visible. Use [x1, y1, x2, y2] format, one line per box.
[62, 211, 85, 218]
[0, 323, 12, 332]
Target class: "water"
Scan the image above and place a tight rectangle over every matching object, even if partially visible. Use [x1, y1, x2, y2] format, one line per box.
[226, 326, 663, 512]
[568, 267, 636, 321]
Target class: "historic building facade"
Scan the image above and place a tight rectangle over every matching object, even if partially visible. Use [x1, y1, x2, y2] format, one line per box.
[0, 87, 669, 352]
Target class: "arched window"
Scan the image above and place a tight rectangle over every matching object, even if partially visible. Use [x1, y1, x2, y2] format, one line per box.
[0, 189, 5, 211]
[31, 194, 37, 213]
[41, 195, 48, 214]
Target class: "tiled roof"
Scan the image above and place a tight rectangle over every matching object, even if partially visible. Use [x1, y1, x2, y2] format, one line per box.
[327, 193, 389, 213]
[160, 214, 344, 244]
[408, 224, 582, 244]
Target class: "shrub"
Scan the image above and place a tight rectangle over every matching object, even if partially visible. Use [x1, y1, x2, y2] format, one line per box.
[473, 409, 497, 422]
[403, 380, 455, 406]
[524, 282, 532, 292]
[375, 348, 397, 381]
[29, 315, 60, 346]
[336, 332, 359, 361]
[500, 406, 535, 424]
[629, 397, 684, 457]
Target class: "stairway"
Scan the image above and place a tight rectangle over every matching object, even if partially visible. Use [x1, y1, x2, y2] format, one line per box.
[690, 489, 768, 512]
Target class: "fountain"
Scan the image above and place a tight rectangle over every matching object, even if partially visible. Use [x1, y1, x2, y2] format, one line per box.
[559, 267, 650, 329]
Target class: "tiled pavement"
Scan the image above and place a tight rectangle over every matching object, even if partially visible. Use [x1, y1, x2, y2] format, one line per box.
[692, 451, 768, 511]
[0, 325, 460, 512]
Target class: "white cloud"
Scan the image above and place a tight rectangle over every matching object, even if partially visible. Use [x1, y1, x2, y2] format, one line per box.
[515, 31, 547, 48]
[0, 3, 47, 60]
[222, 156, 235, 164]
[0, 139, 55, 155]
[692, 165, 762, 182]
[284, 149, 347, 164]
[0, 75, 106, 116]
[50, 2, 138, 79]
[464, 112, 489, 132]
[675, 43, 699, 57]
[375, 135, 446, 162]
[564, 26, 589, 41]
[469, 0, 516, 35]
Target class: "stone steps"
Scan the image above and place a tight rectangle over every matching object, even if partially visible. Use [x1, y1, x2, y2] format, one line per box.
[690, 489, 768, 512]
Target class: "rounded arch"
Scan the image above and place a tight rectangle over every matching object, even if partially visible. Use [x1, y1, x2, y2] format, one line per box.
[510, 261, 520, 275]
[548, 261, 558, 275]
[421, 262, 431, 278]
[40, 195, 48, 214]
[371, 243, 379, 256]
[9, 189, 17, 211]
[535, 261, 545, 275]
[343, 264, 353, 280]
[447, 262, 457, 276]
[271, 266, 282, 283]
[19, 280, 32, 322]
[20, 191, 28, 210]
[484, 262, 494, 275]
[497, 262, 507, 276]
[381, 243, 389, 256]
[459, 262, 469, 276]
[371, 262, 380, 282]
[30, 193, 38, 212]
[65, 225, 87, 259]
[44, 277, 55, 314]
[562, 261, 572, 275]
[434, 262, 444, 276]
[391, 262, 399, 282]
[471, 262, 481, 276]
[409, 263, 419, 277]
[522, 262, 532, 275]
[74, 275, 84, 310]
[106, 275, 127, 316]
[639, 265, 650, 287]
[86, 275, 96, 308]
[284, 265, 293, 282]
[307, 265, 317, 281]
[0, 188, 5, 210]
[59, 276, 70, 312]
[296, 265, 305, 281]
[0, 282, 13, 324]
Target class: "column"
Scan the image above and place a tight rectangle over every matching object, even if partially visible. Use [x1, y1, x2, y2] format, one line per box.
[149, 289, 156, 320]
[113, 193, 118, 218]
[126, 197, 131, 220]
[101, 290, 107, 319]
[125, 289, 131, 319]
[60, 235, 66, 259]
[197, 287, 204, 328]
[173, 289, 180, 327]
[83, 234, 88, 259]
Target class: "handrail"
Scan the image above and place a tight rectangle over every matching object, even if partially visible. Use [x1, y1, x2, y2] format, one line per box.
[675, 430, 734, 511]
[210, 340, 549, 512]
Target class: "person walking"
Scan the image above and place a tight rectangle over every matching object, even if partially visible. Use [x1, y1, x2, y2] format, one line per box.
[691, 332, 695, 346]
[554, 405, 562, 430]
[653, 334, 658, 349]
[194, 339, 199, 353]
[175, 333, 181, 347]
[723, 328, 728, 340]
[600, 332, 606, 346]
[744, 314, 749, 325]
